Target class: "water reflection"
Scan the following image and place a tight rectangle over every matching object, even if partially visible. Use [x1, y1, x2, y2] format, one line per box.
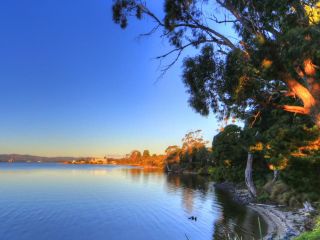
[166, 174, 210, 214]
[0, 163, 266, 240]
[166, 173, 266, 239]
[121, 167, 266, 239]
[213, 189, 266, 239]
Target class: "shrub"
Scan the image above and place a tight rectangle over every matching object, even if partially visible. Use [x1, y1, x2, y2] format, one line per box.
[282, 156, 320, 202]
[209, 166, 244, 182]
[295, 217, 320, 240]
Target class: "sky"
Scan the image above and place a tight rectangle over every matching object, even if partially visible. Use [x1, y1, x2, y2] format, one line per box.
[0, 0, 235, 157]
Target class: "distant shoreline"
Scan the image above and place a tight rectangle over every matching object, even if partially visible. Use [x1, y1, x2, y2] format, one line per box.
[63, 161, 163, 169]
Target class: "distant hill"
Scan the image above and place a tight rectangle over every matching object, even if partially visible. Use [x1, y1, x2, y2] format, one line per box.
[0, 154, 78, 163]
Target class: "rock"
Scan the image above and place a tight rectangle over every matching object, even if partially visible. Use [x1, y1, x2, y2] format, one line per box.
[303, 201, 315, 213]
[213, 181, 311, 239]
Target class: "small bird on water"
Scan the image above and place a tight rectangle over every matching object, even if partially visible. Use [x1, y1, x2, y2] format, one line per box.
[188, 216, 197, 221]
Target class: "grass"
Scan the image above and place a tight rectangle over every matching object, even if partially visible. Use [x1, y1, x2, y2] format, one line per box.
[294, 216, 320, 240]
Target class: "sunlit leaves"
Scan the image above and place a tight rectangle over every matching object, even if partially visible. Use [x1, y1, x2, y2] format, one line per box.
[112, 0, 320, 127]
[305, 1, 320, 24]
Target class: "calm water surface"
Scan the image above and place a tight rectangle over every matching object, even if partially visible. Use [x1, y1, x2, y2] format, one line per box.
[0, 163, 266, 240]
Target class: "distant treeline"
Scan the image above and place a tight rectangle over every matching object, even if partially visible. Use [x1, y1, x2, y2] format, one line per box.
[0, 154, 77, 163]
[110, 150, 166, 168]
[72, 150, 167, 168]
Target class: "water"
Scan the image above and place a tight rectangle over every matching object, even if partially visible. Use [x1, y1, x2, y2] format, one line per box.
[0, 163, 266, 240]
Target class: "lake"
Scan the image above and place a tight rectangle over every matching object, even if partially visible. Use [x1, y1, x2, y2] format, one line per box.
[0, 163, 266, 240]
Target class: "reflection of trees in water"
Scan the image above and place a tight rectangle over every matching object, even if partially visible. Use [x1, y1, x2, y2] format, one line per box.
[166, 174, 210, 213]
[166, 174, 210, 193]
[182, 188, 194, 213]
[166, 174, 266, 239]
[212, 189, 266, 240]
[121, 167, 164, 184]
[119, 168, 265, 239]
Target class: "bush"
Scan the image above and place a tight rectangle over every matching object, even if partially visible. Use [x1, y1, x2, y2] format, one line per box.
[282, 156, 320, 202]
[269, 181, 289, 199]
[256, 190, 270, 203]
[209, 166, 244, 182]
[295, 217, 320, 240]
[263, 180, 301, 207]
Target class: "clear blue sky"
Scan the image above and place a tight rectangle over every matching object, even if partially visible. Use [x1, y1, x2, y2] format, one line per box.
[0, 0, 234, 157]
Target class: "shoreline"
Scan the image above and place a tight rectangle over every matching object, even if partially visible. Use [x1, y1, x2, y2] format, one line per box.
[63, 162, 163, 169]
[39, 163, 314, 239]
[213, 182, 311, 240]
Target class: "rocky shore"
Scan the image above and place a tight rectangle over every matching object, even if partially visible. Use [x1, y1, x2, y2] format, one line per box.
[213, 182, 312, 240]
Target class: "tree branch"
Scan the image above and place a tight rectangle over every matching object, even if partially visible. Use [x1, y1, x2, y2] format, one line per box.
[286, 78, 316, 109]
[281, 105, 309, 114]
[156, 39, 216, 76]
[138, 3, 237, 50]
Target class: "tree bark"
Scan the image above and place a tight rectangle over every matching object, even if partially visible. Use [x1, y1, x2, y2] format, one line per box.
[281, 62, 320, 128]
[245, 152, 257, 197]
[281, 79, 320, 127]
[272, 170, 279, 183]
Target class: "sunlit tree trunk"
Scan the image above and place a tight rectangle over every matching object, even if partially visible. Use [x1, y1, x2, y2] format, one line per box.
[282, 61, 320, 128]
[282, 81, 320, 127]
[245, 152, 257, 197]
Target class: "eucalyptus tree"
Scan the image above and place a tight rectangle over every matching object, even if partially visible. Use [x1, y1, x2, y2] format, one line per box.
[142, 150, 151, 158]
[112, 0, 320, 195]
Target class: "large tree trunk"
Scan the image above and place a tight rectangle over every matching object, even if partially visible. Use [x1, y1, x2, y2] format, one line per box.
[245, 152, 257, 197]
[282, 61, 320, 128]
[282, 79, 320, 128]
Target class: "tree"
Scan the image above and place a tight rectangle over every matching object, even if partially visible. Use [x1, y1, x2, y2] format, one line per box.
[192, 146, 211, 166]
[212, 124, 246, 167]
[112, 0, 320, 127]
[181, 130, 208, 162]
[165, 145, 181, 162]
[112, 0, 320, 196]
[129, 150, 142, 163]
[257, 109, 319, 181]
[142, 150, 151, 158]
[212, 124, 259, 195]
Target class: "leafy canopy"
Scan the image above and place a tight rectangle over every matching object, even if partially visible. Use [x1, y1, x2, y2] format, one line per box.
[112, 0, 320, 126]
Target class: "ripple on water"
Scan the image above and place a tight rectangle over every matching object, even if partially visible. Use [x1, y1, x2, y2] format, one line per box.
[0, 163, 266, 240]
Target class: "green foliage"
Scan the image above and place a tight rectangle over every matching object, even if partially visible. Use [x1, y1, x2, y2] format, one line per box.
[295, 216, 320, 240]
[256, 190, 270, 203]
[112, 1, 320, 214]
[192, 146, 211, 165]
[208, 166, 244, 182]
[212, 125, 247, 167]
[112, 0, 320, 127]
[282, 156, 320, 200]
[182, 45, 217, 116]
[263, 178, 320, 207]
[295, 230, 320, 240]
[257, 109, 318, 168]
[179, 146, 211, 170]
